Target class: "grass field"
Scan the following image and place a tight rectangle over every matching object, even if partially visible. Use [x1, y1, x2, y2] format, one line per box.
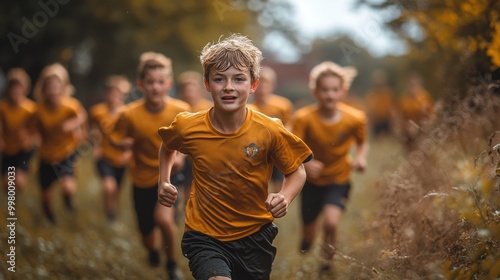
[0, 136, 405, 280]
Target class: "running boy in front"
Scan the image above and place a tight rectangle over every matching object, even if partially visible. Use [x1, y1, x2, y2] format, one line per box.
[158, 34, 313, 280]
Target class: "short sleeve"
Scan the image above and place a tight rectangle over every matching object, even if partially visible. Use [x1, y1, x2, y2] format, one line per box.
[353, 114, 368, 144]
[158, 114, 184, 151]
[271, 119, 312, 175]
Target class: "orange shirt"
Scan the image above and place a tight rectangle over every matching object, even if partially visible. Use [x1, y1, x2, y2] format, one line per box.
[191, 98, 213, 112]
[158, 108, 312, 241]
[0, 98, 37, 156]
[113, 97, 190, 188]
[89, 103, 128, 167]
[31, 97, 85, 163]
[291, 103, 367, 185]
[399, 90, 433, 125]
[365, 87, 395, 124]
[248, 93, 294, 125]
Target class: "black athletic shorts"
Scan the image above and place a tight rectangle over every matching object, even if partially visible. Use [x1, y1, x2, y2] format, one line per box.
[1, 149, 34, 173]
[270, 166, 284, 182]
[301, 181, 351, 224]
[132, 184, 158, 236]
[132, 178, 182, 236]
[39, 153, 78, 190]
[181, 222, 278, 280]
[96, 158, 126, 188]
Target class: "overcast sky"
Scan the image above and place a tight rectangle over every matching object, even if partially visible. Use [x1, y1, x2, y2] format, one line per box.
[263, 0, 407, 62]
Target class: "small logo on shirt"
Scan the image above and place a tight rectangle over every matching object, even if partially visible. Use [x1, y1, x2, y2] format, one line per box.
[245, 143, 260, 158]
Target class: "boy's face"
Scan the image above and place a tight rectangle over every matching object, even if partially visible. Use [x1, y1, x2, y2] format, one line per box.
[44, 76, 64, 104]
[253, 73, 274, 103]
[138, 68, 171, 107]
[7, 82, 27, 103]
[313, 75, 345, 111]
[106, 87, 126, 108]
[204, 66, 258, 113]
[179, 82, 203, 106]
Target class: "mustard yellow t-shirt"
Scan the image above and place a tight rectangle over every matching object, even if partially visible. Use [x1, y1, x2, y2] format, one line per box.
[398, 90, 433, 125]
[0, 98, 37, 156]
[89, 103, 128, 167]
[113, 97, 190, 188]
[158, 108, 312, 241]
[365, 87, 395, 124]
[291, 103, 367, 185]
[248, 93, 294, 125]
[31, 97, 85, 163]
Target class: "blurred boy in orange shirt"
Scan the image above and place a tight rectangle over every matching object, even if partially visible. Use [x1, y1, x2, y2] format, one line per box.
[111, 52, 189, 279]
[89, 75, 132, 222]
[364, 69, 396, 137]
[248, 66, 294, 192]
[290, 61, 368, 273]
[398, 73, 434, 148]
[176, 71, 213, 112]
[30, 63, 87, 223]
[158, 34, 312, 280]
[0, 68, 36, 193]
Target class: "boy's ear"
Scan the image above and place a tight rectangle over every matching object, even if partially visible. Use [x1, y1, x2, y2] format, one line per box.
[203, 78, 211, 91]
[250, 79, 260, 94]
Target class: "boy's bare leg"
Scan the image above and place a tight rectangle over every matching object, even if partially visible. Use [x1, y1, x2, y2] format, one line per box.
[61, 176, 77, 211]
[155, 204, 178, 259]
[102, 176, 118, 221]
[321, 205, 343, 270]
[301, 219, 320, 253]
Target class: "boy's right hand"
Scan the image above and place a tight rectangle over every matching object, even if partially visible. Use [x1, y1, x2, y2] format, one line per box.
[158, 182, 178, 207]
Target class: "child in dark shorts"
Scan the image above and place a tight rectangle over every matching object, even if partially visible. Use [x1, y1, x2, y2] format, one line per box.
[290, 61, 368, 273]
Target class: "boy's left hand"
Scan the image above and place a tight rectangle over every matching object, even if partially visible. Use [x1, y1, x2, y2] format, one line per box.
[265, 193, 289, 218]
[351, 156, 367, 172]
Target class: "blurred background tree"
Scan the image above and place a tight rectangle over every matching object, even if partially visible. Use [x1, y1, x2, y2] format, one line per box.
[356, 0, 500, 98]
[0, 0, 298, 106]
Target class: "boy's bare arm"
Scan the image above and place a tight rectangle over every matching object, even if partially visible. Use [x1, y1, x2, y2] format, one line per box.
[352, 141, 368, 172]
[158, 143, 179, 207]
[265, 164, 306, 218]
[62, 109, 88, 133]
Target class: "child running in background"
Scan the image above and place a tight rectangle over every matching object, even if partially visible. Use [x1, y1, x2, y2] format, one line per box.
[0, 68, 37, 193]
[175, 71, 213, 203]
[248, 66, 294, 192]
[111, 52, 190, 280]
[176, 71, 213, 112]
[158, 34, 313, 280]
[397, 72, 434, 149]
[290, 61, 368, 274]
[30, 63, 87, 224]
[89, 75, 132, 222]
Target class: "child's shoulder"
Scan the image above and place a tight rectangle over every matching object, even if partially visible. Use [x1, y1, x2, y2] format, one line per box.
[338, 102, 367, 125]
[166, 96, 191, 112]
[294, 104, 318, 119]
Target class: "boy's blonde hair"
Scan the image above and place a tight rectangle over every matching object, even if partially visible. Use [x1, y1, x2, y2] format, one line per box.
[309, 61, 357, 91]
[137, 52, 173, 80]
[33, 63, 74, 102]
[6, 67, 31, 93]
[105, 75, 132, 94]
[200, 34, 262, 83]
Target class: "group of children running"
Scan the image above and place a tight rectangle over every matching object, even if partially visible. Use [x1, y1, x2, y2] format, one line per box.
[1, 34, 432, 279]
